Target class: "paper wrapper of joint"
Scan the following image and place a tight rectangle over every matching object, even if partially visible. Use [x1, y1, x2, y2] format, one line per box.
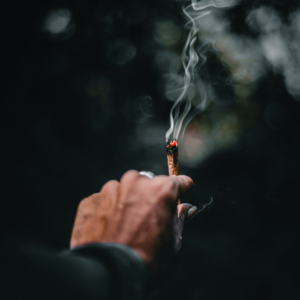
[166, 139, 179, 175]
[166, 139, 180, 204]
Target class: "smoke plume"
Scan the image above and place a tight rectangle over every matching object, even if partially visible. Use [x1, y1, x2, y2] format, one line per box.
[165, 0, 240, 142]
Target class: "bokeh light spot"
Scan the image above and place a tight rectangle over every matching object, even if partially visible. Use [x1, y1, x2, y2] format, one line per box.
[43, 9, 75, 39]
[153, 21, 182, 47]
[44, 9, 70, 34]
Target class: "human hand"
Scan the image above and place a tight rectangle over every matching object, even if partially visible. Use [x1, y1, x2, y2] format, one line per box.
[70, 170, 195, 273]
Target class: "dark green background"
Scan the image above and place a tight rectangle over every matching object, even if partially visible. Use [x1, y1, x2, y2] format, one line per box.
[4, 1, 300, 299]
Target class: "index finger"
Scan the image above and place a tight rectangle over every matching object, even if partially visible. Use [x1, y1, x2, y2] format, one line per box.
[170, 175, 195, 199]
[154, 174, 194, 202]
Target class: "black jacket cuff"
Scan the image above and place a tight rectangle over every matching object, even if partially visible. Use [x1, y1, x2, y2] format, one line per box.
[69, 243, 147, 300]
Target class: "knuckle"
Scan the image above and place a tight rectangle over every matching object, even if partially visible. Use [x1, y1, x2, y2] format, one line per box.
[120, 170, 139, 184]
[78, 197, 91, 214]
[101, 180, 120, 193]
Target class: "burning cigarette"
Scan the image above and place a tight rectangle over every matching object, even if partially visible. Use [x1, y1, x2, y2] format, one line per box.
[166, 139, 179, 176]
[166, 139, 180, 204]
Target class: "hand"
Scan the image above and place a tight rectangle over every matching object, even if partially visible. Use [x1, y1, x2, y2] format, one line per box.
[70, 170, 195, 273]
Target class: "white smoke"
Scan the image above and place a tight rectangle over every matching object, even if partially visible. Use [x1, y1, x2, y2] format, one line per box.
[165, 1, 300, 164]
[165, 0, 240, 141]
[246, 6, 300, 101]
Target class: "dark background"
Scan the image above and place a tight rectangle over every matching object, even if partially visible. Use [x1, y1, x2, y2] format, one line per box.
[4, 0, 300, 299]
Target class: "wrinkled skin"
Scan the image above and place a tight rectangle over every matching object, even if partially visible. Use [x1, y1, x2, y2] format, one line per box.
[70, 170, 196, 273]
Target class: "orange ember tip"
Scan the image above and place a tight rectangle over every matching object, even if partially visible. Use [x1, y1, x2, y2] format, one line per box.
[170, 141, 177, 147]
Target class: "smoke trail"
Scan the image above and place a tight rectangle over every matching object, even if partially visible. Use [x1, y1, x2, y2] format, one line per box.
[165, 0, 238, 141]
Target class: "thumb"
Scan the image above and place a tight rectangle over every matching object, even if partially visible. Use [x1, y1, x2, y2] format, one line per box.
[173, 204, 197, 254]
[177, 203, 198, 219]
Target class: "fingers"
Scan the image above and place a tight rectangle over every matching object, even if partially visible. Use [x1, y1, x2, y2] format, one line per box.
[170, 175, 194, 198]
[187, 205, 197, 218]
[99, 180, 120, 212]
[118, 171, 194, 208]
[120, 170, 151, 190]
[120, 171, 194, 196]
[155, 175, 194, 203]
[173, 203, 197, 254]
[120, 170, 140, 183]
[100, 180, 120, 194]
[176, 203, 197, 218]
[177, 203, 193, 218]
[119, 170, 152, 202]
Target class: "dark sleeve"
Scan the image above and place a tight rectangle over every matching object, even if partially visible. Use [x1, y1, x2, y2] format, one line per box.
[68, 243, 148, 300]
[1, 242, 147, 300]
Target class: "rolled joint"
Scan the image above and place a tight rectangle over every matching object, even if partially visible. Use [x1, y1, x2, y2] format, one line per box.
[166, 139, 179, 176]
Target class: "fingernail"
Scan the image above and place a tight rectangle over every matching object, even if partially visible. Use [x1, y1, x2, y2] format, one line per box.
[187, 206, 197, 218]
